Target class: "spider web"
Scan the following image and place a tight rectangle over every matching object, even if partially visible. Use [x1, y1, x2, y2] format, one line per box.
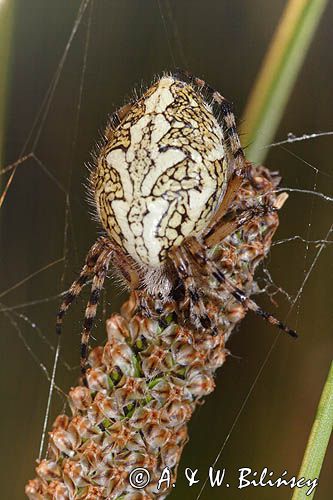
[0, 1, 332, 498]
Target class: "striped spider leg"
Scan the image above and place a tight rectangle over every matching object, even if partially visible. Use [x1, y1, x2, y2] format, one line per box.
[56, 237, 114, 376]
[56, 234, 142, 376]
[186, 236, 296, 338]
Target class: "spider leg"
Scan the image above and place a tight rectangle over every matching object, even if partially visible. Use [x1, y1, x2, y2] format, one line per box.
[169, 246, 218, 335]
[56, 237, 109, 336]
[184, 237, 297, 338]
[80, 248, 113, 375]
[137, 292, 153, 318]
[203, 202, 277, 247]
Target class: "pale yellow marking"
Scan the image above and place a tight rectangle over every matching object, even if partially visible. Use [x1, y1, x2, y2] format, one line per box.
[144, 78, 174, 114]
[169, 212, 182, 228]
[106, 148, 133, 198]
[142, 147, 186, 196]
[126, 115, 150, 163]
[143, 198, 169, 266]
[150, 113, 171, 144]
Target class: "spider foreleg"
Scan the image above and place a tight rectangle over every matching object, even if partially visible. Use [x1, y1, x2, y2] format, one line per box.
[56, 237, 110, 336]
[184, 237, 297, 339]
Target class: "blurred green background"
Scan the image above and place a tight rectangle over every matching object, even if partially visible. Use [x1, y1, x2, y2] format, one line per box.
[0, 1, 332, 498]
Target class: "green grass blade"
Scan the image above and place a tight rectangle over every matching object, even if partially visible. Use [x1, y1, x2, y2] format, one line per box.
[241, 0, 328, 164]
[292, 362, 333, 500]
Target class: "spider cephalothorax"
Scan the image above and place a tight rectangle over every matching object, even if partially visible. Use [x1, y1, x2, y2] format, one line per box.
[57, 70, 296, 375]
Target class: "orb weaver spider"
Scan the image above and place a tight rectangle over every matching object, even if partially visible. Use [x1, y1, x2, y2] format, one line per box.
[56, 70, 296, 376]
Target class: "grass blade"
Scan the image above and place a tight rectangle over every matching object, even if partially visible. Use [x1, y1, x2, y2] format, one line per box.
[292, 362, 333, 499]
[241, 0, 328, 164]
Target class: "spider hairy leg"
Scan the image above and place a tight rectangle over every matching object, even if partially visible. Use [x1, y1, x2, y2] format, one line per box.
[80, 249, 112, 375]
[184, 237, 297, 339]
[56, 237, 110, 336]
[169, 246, 218, 335]
[203, 202, 278, 247]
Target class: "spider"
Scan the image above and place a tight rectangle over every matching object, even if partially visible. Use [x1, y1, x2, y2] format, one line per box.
[56, 70, 296, 376]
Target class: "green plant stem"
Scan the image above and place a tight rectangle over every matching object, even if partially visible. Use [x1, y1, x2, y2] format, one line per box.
[291, 362, 333, 500]
[241, 0, 328, 164]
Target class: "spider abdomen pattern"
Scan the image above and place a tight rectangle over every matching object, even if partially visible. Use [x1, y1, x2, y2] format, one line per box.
[93, 75, 228, 268]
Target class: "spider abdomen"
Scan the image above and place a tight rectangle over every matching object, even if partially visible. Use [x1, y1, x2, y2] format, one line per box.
[94, 75, 228, 267]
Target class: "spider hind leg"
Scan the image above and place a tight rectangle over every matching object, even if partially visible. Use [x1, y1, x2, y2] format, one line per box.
[184, 236, 297, 339]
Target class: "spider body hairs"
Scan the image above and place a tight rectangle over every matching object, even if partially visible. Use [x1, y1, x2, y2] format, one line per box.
[57, 70, 296, 376]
